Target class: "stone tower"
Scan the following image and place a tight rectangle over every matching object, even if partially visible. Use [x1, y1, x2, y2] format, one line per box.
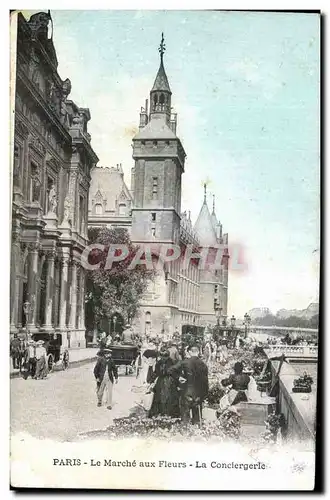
[194, 185, 229, 325]
[131, 34, 186, 245]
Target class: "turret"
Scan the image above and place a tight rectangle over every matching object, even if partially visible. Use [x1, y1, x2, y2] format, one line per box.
[149, 33, 172, 125]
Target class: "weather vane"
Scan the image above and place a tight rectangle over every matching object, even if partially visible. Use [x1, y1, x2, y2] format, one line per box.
[158, 32, 166, 60]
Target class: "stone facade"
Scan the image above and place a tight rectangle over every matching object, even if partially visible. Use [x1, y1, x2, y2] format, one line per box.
[10, 12, 98, 347]
[88, 39, 229, 338]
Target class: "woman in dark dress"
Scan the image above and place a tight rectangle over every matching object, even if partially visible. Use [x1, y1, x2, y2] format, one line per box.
[219, 361, 251, 410]
[148, 349, 180, 418]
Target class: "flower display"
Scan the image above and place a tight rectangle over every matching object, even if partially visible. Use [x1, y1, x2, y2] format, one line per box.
[105, 412, 241, 442]
[205, 382, 225, 408]
[261, 412, 285, 444]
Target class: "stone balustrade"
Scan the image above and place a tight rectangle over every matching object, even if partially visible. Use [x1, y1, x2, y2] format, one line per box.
[265, 345, 318, 357]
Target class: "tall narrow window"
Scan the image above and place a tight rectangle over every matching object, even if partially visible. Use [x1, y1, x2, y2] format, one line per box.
[79, 195, 84, 233]
[214, 285, 218, 294]
[159, 93, 165, 110]
[152, 177, 158, 200]
[30, 162, 41, 203]
[13, 144, 21, 186]
[45, 177, 53, 212]
[151, 228, 156, 238]
[95, 203, 103, 215]
[151, 212, 156, 222]
[119, 203, 126, 216]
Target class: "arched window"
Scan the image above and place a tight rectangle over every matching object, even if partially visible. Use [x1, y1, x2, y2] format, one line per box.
[159, 93, 165, 104]
[95, 203, 103, 215]
[119, 203, 126, 216]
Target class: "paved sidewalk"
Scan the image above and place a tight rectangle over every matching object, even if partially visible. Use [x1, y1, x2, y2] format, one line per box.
[10, 347, 99, 379]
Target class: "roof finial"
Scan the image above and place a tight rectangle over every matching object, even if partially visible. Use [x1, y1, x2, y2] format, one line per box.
[212, 194, 215, 214]
[158, 32, 166, 62]
[203, 183, 207, 203]
[48, 10, 53, 40]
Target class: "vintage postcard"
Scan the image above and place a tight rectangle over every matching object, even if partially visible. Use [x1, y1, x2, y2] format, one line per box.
[10, 9, 320, 491]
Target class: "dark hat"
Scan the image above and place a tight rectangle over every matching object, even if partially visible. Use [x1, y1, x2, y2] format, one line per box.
[234, 361, 244, 374]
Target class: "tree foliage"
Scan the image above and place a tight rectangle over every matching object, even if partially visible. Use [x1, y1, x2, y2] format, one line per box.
[253, 313, 318, 329]
[85, 227, 156, 329]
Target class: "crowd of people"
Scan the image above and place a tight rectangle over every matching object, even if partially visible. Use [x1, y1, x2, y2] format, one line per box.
[94, 336, 210, 425]
[94, 325, 261, 425]
[10, 333, 48, 380]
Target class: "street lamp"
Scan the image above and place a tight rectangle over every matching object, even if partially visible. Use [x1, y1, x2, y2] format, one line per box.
[230, 315, 239, 348]
[243, 313, 251, 338]
[215, 305, 223, 326]
[23, 301, 31, 340]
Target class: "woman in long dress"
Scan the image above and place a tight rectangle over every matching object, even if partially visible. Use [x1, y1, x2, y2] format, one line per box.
[219, 361, 251, 411]
[148, 349, 180, 418]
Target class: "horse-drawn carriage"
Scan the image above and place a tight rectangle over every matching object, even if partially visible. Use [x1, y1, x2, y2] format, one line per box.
[109, 344, 140, 375]
[31, 332, 69, 372]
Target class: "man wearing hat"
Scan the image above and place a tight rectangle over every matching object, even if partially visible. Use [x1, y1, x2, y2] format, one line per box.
[22, 339, 37, 379]
[122, 324, 134, 345]
[93, 348, 118, 409]
[168, 345, 209, 425]
[34, 340, 47, 379]
[10, 333, 21, 369]
[168, 341, 181, 363]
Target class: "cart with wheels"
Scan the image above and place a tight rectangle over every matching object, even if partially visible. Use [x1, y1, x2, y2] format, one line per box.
[32, 333, 69, 372]
[109, 344, 140, 375]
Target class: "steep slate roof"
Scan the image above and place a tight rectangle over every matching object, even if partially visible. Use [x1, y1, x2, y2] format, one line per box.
[193, 200, 218, 247]
[133, 117, 177, 140]
[151, 60, 171, 93]
[89, 166, 132, 212]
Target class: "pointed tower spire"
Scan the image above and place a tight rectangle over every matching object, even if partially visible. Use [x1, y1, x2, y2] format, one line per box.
[151, 32, 171, 92]
[149, 33, 172, 123]
[194, 190, 218, 246]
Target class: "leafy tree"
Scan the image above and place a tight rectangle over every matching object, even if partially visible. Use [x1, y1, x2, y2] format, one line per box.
[85, 227, 156, 330]
[253, 313, 319, 329]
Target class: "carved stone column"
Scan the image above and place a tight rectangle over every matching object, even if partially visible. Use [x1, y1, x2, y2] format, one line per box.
[27, 243, 39, 330]
[59, 255, 69, 329]
[43, 251, 55, 330]
[10, 231, 20, 332]
[68, 259, 78, 329]
[78, 267, 86, 330]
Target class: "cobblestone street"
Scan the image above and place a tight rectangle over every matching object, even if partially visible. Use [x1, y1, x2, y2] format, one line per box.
[10, 362, 139, 442]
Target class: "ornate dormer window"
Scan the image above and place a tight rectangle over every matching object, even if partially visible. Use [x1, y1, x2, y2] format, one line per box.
[119, 203, 126, 216]
[95, 203, 103, 215]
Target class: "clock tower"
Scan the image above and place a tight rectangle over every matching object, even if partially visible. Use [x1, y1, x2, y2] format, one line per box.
[131, 34, 186, 245]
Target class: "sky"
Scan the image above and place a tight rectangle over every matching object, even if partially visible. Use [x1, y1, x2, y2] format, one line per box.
[23, 10, 320, 317]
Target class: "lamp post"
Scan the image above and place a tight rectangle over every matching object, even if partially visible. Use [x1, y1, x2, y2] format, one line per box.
[164, 312, 171, 341]
[230, 315, 238, 347]
[243, 313, 251, 339]
[213, 303, 223, 341]
[23, 301, 31, 341]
